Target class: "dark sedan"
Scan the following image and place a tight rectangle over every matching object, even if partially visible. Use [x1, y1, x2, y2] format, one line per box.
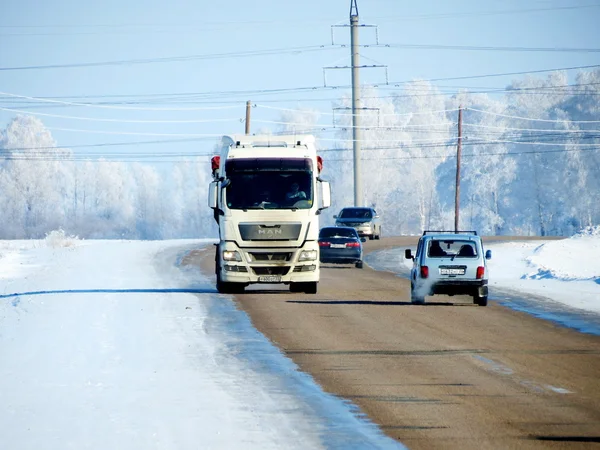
[318, 226, 365, 268]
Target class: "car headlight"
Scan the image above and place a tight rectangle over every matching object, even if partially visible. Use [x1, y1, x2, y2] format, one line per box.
[299, 250, 318, 261]
[223, 250, 242, 261]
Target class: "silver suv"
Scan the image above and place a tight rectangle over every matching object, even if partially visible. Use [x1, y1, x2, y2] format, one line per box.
[404, 231, 492, 306]
[334, 207, 381, 240]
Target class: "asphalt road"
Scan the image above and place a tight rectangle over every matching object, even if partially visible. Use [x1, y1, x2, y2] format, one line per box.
[191, 236, 600, 450]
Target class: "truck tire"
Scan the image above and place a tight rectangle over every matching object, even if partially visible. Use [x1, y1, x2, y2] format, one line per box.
[290, 282, 302, 293]
[217, 279, 245, 294]
[303, 282, 318, 294]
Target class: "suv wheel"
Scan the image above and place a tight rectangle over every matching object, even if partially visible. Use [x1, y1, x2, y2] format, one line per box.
[474, 295, 488, 306]
[410, 284, 425, 304]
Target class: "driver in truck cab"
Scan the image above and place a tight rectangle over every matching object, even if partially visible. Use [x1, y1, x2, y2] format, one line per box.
[285, 182, 306, 201]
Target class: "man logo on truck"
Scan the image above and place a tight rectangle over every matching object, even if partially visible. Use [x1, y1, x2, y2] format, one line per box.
[258, 228, 282, 235]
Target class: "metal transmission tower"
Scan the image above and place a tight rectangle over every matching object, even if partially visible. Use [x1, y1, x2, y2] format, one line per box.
[326, 1, 386, 207]
[350, 0, 362, 206]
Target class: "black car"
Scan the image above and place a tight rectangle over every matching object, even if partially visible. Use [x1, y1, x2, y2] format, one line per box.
[318, 226, 365, 268]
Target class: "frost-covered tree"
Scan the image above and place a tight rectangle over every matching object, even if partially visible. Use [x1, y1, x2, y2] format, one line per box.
[444, 92, 517, 235]
[0, 115, 72, 238]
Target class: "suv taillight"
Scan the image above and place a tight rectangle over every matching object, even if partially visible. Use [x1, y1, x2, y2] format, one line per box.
[420, 266, 429, 278]
[476, 266, 485, 279]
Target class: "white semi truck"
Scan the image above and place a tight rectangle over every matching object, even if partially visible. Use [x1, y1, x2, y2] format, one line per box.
[208, 134, 331, 294]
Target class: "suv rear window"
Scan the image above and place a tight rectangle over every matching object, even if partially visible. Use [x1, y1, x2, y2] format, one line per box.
[428, 239, 477, 258]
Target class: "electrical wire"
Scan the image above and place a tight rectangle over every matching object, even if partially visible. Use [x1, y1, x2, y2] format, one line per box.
[463, 122, 600, 133]
[46, 127, 223, 137]
[0, 91, 248, 111]
[0, 107, 243, 124]
[0, 45, 340, 71]
[255, 104, 456, 117]
[3, 144, 599, 163]
[378, 43, 600, 53]
[467, 107, 600, 123]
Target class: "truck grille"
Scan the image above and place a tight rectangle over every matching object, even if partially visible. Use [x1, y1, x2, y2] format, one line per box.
[249, 252, 292, 262]
[252, 266, 290, 276]
[239, 223, 302, 241]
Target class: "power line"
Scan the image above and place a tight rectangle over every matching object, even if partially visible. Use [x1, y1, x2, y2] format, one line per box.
[371, 4, 600, 22]
[3, 3, 597, 32]
[3, 144, 599, 163]
[3, 81, 598, 103]
[0, 106, 243, 124]
[380, 43, 600, 53]
[2, 67, 598, 113]
[0, 45, 339, 71]
[467, 107, 600, 123]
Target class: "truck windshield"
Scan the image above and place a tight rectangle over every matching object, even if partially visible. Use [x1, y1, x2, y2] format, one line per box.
[225, 170, 313, 210]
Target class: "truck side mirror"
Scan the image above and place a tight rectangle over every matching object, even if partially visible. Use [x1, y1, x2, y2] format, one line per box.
[320, 180, 331, 210]
[208, 181, 218, 209]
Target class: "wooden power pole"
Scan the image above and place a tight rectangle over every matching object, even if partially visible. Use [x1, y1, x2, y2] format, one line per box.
[454, 106, 463, 233]
[245, 100, 251, 135]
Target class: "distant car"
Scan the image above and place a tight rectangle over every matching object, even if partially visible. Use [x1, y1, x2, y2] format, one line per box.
[318, 226, 365, 268]
[404, 230, 492, 306]
[334, 207, 381, 240]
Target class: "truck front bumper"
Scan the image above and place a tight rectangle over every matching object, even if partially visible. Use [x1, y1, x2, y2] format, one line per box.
[218, 241, 320, 285]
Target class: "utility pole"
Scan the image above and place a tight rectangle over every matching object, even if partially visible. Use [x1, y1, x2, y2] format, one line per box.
[454, 106, 463, 232]
[245, 100, 251, 135]
[350, 0, 362, 207]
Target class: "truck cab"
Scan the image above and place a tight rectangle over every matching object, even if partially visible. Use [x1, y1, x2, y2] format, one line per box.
[208, 135, 331, 294]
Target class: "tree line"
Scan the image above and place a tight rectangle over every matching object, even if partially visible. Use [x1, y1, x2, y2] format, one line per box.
[1, 69, 599, 239]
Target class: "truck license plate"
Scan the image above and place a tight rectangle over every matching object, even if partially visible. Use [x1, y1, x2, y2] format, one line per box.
[258, 275, 282, 283]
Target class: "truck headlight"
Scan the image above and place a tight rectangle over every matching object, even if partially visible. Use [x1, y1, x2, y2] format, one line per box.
[299, 250, 318, 261]
[223, 250, 242, 262]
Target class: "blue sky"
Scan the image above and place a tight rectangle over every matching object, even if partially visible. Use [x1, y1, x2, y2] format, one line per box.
[1, 0, 599, 159]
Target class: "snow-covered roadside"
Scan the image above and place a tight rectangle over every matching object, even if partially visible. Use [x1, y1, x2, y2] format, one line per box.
[0, 238, 403, 450]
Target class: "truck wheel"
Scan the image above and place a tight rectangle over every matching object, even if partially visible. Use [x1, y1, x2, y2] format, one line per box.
[218, 281, 245, 294]
[217, 277, 229, 294]
[355, 261, 363, 269]
[290, 283, 302, 293]
[303, 282, 318, 294]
